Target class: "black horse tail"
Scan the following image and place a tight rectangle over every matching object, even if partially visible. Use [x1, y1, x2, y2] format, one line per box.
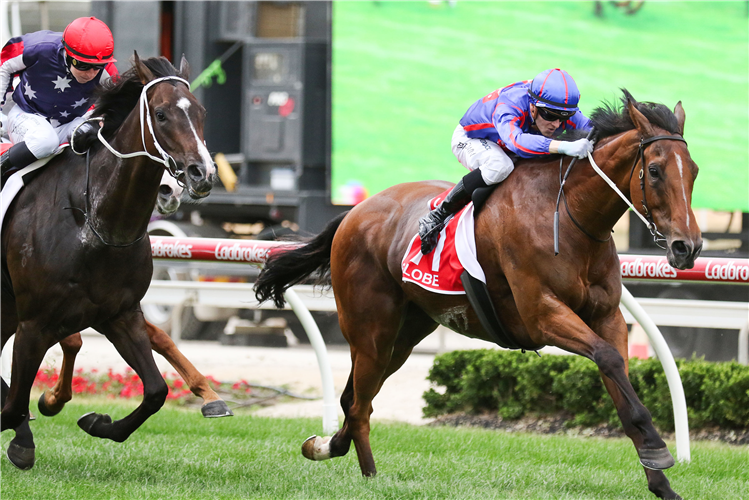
[254, 211, 349, 309]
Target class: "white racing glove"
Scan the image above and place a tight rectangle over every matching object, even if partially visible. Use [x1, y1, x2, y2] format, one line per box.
[557, 138, 593, 159]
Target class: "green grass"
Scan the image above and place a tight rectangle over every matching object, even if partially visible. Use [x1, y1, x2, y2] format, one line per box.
[331, 1, 749, 211]
[1, 400, 747, 499]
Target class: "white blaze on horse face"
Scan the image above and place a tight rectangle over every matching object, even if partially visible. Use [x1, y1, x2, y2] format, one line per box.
[176, 97, 215, 177]
[674, 153, 690, 228]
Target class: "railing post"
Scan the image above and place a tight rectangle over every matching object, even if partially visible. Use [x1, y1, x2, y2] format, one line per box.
[284, 288, 339, 435]
[621, 285, 690, 463]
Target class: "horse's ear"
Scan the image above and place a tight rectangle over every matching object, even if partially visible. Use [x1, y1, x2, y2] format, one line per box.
[178, 54, 190, 81]
[673, 101, 685, 136]
[133, 51, 155, 85]
[626, 97, 655, 138]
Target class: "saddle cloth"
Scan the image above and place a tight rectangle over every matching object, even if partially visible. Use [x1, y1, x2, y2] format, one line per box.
[401, 188, 486, 294]
[0, 143, 66, 231]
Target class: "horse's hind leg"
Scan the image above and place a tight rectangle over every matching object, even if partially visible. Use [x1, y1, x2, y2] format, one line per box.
[38, 333, 83, 417]
[145, 320, 232, 418]
[77, 310, 168, 443]
[305, 304, 438, 477]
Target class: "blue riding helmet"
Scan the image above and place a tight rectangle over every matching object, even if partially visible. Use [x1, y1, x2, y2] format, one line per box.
[528, 69, 581, 118]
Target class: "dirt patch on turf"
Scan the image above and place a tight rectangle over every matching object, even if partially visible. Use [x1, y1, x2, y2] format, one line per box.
[430, 413, 749, 445]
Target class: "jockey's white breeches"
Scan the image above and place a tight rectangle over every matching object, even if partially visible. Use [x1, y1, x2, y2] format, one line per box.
[451, 124, 515, 185]
[6, 103, 85, 159]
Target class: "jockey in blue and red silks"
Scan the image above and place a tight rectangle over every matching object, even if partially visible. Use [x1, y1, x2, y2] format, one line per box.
[0, 16, 119, 177]
[418, 68, 595, 254]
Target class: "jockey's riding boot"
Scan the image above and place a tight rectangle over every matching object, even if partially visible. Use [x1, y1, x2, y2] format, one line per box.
[1, 142, 37, 177]
[418, 168, 489, 254]
[418, 180, 471, 254]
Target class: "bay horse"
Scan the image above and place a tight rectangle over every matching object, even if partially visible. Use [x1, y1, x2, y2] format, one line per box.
[255, 90, 701, 499]
[1, 53, 215, 468]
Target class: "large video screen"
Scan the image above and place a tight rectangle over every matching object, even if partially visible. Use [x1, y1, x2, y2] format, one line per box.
[331, 1, 748, 212]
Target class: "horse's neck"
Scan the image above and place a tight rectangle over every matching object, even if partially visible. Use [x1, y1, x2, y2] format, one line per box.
[87, 126, 162, 244]
[566, 131, 641, 238]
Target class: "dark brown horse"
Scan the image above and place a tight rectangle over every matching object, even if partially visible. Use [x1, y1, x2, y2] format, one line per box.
[255, 90, 701, 499]
[1, 54, 215, 468]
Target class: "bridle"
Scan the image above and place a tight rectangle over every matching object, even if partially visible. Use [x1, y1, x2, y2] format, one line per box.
[67, 75, 191, 247]
[71, 75, 190, 183]
[555, 131, 687, 253]
[627, 135, 688, 249]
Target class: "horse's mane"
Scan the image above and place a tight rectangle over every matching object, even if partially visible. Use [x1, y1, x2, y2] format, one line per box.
[560, 88, 680, 142]
[590, 88, 680, 139]
[75, 56, 187, 149]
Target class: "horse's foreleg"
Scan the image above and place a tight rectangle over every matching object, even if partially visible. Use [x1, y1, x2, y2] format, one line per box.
[38, 333, 82, 417]
[0, 301, 37, 468]
[145, 321, 232, 418]
[594, 314, 680, 499]
[535, 304, 673, 470]
[1, 325, 54, 432]
[77, 311, 167, 443]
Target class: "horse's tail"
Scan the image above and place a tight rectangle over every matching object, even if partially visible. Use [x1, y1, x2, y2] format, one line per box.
[254, 211, 349, 309]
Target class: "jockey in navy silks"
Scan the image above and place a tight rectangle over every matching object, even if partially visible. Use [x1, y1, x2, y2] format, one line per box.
[418, 68, 594, 254]
[0, 17, 118, 177]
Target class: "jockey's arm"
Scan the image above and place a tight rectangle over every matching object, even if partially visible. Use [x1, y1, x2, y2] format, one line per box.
[0, 38, 28, 105]
[494, 106, 553, 159]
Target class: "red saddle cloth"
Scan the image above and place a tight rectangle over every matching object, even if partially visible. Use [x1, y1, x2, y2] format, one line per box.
[401, 189, 470, 294]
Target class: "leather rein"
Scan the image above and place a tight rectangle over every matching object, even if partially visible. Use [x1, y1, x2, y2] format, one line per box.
[66, 76, 189, 248]
[556, 132, 687, 252]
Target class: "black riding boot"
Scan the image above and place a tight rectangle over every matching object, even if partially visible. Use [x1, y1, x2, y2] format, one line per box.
[418, 168, 488, 254]
[1, 142, 37, 177]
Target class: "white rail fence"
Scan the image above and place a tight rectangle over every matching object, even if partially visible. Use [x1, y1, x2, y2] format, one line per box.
[3, 235, 748, 460]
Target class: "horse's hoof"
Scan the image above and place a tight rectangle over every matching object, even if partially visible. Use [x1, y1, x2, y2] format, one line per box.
[37, 392, 63, 417]
[301, 435, 332, 461]
[201, 400, 233, 418]
[6, 442, 35, 470]
[77, 412, 113, 438]
[638, 447, 675, 470]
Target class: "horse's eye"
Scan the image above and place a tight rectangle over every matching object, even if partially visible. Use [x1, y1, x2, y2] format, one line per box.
[648, 165, 660, 179]
[155, 110, 167, 122]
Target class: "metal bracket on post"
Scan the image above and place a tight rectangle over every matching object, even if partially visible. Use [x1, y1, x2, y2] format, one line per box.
[620, 285, 690, 463]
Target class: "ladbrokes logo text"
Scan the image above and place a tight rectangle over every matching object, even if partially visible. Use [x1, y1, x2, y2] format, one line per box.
[214, 242, 269, 263]
[151, 239, 193, 259]
[620, 258, 677, 279]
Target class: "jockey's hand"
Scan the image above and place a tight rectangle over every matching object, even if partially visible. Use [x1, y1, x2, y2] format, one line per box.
[556, 138, 593, 159]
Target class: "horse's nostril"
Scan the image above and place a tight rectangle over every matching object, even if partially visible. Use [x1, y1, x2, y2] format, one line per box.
[159, 185, 173, 196]
[187, 163, 205, 181]
[672, 240, 690, 257]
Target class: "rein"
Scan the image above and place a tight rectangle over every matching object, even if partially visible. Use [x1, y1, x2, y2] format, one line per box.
[66, 75, 190, 247]
[71, 75, 190, 183]
[554, 132, 687, 254]
[65, 149, 148, 247]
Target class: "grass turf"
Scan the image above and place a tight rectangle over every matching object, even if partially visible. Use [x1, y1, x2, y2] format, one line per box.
[331, 1, 748, 212]
[1, 400, 747, 499]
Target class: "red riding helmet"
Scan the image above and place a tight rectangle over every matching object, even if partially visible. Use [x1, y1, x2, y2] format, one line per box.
[62, 17, 116, 64]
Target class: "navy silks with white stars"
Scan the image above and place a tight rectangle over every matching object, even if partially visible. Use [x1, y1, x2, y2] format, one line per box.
[1, 30, 116, 126]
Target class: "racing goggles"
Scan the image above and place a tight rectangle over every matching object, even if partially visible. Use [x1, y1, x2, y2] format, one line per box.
[536, 106, 575, 122]
[70, 58, 106, 72]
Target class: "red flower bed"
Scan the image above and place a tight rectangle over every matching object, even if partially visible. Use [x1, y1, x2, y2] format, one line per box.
[32, 367, 240, 403]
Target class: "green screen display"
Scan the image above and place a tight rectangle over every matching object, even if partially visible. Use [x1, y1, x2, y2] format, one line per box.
[331, 1, 749, 211]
